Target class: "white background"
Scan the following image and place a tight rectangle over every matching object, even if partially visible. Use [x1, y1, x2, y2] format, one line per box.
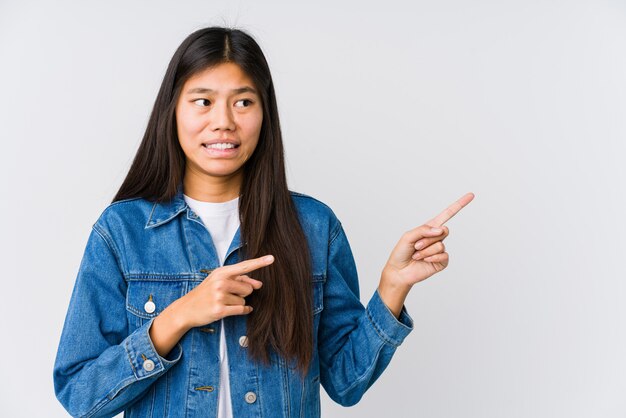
[1, 0, 625, 417]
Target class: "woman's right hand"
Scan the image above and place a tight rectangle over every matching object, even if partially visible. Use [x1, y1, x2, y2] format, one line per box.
[177, 255, 275, 328]
[149, 255, 274, 357]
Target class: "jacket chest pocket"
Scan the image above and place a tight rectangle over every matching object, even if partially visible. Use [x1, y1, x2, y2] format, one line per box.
[125, 279, 186, 330]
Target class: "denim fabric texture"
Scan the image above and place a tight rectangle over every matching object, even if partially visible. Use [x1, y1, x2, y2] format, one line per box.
[53, 186, 414, 418]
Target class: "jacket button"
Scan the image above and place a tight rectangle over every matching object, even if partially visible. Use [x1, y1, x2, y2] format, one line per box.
[238, 336, 249, 348]
[143, 359, 155, 372]
[244, 392, 257, 404]
[144, 294, 156, 314]
[144, 300, 156, 314]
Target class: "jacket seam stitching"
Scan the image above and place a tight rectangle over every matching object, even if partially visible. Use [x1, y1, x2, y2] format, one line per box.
[288, 190, 334, 211]
[125, 337, 139, 378]
[146, 202, 158, 227]
[328, 221, 342, 247]
[107, 197, 144, 207]
[82, 388, 115, 418]
[126, 274, 203, 279]
[335, 344, 385, 398]
[300, 374, 307, 418]
[92, 224, 127, 279]
[184, 326, 196, 417]
[83, 376, 137, 417]
[180, 217, 196, 275]
[280, 357, 291, 416]
[147, 206, 188, 228]
[365, 307, 400, 348]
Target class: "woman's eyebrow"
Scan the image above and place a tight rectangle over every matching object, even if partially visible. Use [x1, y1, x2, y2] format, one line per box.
[185, 86, 258, 95]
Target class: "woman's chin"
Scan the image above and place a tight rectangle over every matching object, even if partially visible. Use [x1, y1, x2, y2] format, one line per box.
[199, 165, 245, 179]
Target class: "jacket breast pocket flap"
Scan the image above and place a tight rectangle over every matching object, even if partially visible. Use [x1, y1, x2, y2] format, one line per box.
[126, 279, 186, 320]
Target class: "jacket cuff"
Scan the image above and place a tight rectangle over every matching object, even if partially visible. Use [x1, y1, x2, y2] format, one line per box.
[366, 289, 414, 347]
[124, 317, 183, 380]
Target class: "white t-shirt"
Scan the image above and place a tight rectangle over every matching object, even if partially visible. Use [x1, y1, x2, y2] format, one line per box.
[184, 194, 239, 418]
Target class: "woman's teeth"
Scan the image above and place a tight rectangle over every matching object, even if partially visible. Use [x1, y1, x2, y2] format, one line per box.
[204, 143, 236, 150]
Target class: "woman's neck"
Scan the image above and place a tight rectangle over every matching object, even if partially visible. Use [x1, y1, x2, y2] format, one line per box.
[183, 167, 243, 203]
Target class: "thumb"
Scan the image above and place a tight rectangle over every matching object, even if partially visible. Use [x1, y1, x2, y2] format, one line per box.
[402, 224, 444, 245]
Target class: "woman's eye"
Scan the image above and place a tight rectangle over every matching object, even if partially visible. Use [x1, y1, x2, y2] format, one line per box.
[193, 99, 211, 107]
[235, 99, 253, 108]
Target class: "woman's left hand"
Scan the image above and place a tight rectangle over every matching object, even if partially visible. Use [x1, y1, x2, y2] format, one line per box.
[378, 192, 475, 317]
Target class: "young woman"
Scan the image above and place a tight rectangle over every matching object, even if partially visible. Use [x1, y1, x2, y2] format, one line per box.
[53, 26, 473, 418]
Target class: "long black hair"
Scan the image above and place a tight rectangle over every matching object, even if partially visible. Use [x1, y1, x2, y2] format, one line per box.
[113, 27, 313, 373]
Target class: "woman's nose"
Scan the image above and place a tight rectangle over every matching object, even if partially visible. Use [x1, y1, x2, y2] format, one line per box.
[210, 101, 236, 131]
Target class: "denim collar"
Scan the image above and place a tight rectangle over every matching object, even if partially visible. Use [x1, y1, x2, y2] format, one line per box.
[144, 183, 245, 258]
[145, 183, 188, 229]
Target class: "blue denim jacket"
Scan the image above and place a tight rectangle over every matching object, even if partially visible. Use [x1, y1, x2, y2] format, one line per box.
[53, 186, 414, 418]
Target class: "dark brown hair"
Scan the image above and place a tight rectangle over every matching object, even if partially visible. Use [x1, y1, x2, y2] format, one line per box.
[113, 27, 313, 373]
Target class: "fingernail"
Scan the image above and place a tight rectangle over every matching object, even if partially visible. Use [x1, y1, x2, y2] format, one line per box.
[430, 228, 442, 234]
[264, 255, 274, 262]
[415, 241, 424, 250]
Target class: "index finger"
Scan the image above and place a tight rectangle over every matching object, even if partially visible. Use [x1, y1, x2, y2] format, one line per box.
[221, 255, 275, 276]
[427, 192, 475, 227]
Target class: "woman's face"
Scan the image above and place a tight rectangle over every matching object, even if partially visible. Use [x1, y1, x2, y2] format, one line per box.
[176, 62, 263, 182]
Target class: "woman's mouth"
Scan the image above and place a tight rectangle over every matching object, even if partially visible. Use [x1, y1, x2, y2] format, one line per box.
[201, 142, 240, 157]
[203, 142, 238, 150]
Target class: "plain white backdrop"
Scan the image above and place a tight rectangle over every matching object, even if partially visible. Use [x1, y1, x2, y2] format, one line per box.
[1, 0, 625, 416]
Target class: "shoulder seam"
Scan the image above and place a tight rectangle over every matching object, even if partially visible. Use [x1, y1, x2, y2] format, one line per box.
[289, 190, 335, 212]
[289, 191, 342, 245]
[106, 197, 145, 208]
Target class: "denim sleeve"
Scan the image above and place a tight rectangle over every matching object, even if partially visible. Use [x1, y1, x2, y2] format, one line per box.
[318, 221, 414, 407]
[53, 225, 183, 418]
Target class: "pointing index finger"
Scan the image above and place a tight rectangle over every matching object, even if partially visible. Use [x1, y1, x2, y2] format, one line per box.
[222, 255, 275, 276]
[427, 192, 475, 227]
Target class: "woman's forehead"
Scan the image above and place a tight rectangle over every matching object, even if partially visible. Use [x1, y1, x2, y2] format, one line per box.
[183, 62, 258, 94]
